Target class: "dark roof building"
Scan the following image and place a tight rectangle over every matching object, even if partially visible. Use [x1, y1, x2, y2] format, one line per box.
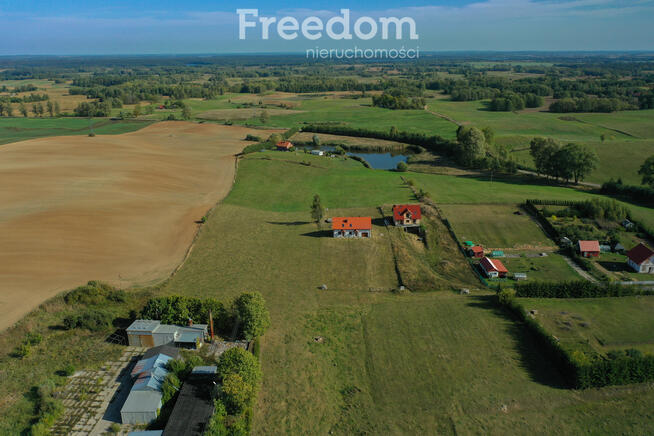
[162, 368, 217, 436]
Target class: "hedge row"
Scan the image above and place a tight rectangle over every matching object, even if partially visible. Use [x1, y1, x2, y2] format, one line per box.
[498, 291, 654, 389]
[514, 280, 654, 298]
[301, 124, 455, 156]
[601, 180, 654, 207]
[524, 201, 560, 240]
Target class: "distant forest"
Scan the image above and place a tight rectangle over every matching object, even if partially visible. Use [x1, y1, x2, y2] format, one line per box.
[0, 53, 653, 115]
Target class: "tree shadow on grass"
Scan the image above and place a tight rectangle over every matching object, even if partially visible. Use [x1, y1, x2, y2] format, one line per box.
[267, 221, 311, 226]
[301, 229, 332, 238]
[466, 295, 569, 389]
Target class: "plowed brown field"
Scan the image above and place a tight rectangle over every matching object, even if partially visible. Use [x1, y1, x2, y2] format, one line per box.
[0, 121, 280, 330]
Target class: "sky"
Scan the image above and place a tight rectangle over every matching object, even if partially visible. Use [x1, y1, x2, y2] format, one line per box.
[1, 0, 653, 55]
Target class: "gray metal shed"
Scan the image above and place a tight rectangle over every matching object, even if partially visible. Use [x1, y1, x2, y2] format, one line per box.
[120, 390, 162, 425]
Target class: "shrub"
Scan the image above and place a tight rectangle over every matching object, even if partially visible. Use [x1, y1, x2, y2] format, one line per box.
[161, 373, 181, 404]
[64, 281, 124, 305]
[141, 296, 230, 332]
[396, 161, 408, 172]
[217, 347, 262, 387]
[60, 364, 76, 376]
[233, 293, 270, 340]
[63, 309, 113, 331]
[245, 134, 261, 142]
[221, 373, 254, 414]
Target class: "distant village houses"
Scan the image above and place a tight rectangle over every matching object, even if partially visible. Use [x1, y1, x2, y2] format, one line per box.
[276, 140, 293, 151]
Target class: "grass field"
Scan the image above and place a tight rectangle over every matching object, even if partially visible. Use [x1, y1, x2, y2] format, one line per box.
[0, 117, 153, 145]
[158, 154, 654, 434]
[439, 204, 554, 249]
[501, 254, 581, 282]
[425, 98, 654, 185]
[520, 296, 654, 355]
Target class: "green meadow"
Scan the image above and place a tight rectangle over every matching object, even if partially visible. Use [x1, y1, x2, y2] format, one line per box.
[159, 153, 654, 434]
[0, 117, 153, 145]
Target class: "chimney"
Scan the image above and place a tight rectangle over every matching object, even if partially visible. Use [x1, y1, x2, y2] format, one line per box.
[209, 310, 215, 341]
[188, 318, 193, 326]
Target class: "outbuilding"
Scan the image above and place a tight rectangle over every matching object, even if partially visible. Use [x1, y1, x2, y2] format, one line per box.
[577, 240, 600, 258]
[276, 141, 293, 151]
[310, 149, 324, 156]
[468, 245, 484, 258]
[480, 256, 508, 278]
[126, 320, 207, 349]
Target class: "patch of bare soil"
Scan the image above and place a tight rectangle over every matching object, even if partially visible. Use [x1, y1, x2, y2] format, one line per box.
[0, 121, 281, 331]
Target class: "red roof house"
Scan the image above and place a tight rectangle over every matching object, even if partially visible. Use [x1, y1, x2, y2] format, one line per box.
[332, 217, 372, 238]
[480, 256, 508, 278]
[276, 141, 293, 151]
[468, 245, 484, 258]
[577, 240, 600, 258]
[392, 204, 422, 227]
[626, 243, 654, 273]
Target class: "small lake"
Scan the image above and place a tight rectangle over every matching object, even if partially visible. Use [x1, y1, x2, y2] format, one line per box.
[303, 146, 409, 170]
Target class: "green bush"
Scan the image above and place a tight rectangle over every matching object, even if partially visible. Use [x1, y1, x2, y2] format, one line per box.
[63, 309, 113, 331]
[233, 292, 270, 340]
[396, 161, 408, 172]
[217, 347, 262, 387]
[244, 134, 261, 142]
[141, 296, 230, 332]
[64, 281, 125, 305]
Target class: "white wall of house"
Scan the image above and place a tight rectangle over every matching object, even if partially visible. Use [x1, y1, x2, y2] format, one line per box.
[628, 257, 654, 273]
[333, 229, 371, 238]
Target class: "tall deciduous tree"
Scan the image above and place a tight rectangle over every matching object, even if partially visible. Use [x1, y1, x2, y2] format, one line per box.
[233, 292, 270, 340]
[310, 194, 324, 225]
[456, 126, 487, 166]
[639, 155, 654, 187]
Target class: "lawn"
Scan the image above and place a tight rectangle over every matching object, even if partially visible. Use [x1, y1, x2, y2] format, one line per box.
[439, 204, 554, 249]
[501, 254, 581, 282]
[520, 296, 654, 355]
[225, 152, 415, 212]
[0, 117, 154, 145]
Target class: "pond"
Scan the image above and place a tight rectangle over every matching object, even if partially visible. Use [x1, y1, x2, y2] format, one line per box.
[302, 146, 409, 170]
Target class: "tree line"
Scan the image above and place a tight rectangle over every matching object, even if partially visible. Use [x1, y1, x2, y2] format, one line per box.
[529, 137, 598, 183]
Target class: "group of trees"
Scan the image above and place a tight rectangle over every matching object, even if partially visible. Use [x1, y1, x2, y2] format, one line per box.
[140, 292, 270, 340]
[488, 92, 543, 111]
[549, 96, 636, 113]
[0, 99, 61, 117]
[529, 137, 598, 183]
[73, 101, 112, 117]
[372, 92, 425, 110]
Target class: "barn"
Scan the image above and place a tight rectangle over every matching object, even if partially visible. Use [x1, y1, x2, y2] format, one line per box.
[626, 243, 654, 273]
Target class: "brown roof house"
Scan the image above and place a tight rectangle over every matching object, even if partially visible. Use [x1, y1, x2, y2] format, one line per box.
[626, 243, 654, 273]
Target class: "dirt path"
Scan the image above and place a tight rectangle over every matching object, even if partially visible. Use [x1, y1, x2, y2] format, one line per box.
[424, 107, 461, 126]
[0, 121, 282, 331]
[562, 255, 598, 283]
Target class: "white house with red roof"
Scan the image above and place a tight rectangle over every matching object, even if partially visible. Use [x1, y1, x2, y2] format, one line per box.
[626, 243, 654, 273]
[577, 240, 600, 258]
[480, 256, 508, 278]
[392, 204, 421, 227]
[332, 217, 372, 238]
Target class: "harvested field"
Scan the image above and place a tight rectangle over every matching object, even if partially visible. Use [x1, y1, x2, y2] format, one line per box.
[0, 121, 282, 331]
